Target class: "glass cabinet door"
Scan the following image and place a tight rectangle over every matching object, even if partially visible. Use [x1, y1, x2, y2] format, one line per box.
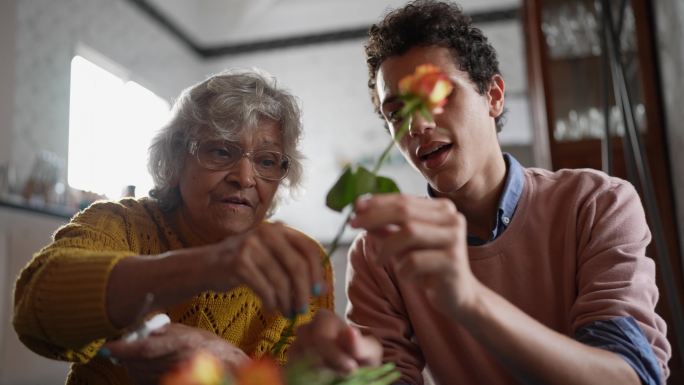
[543, 1, 645, 141]
[524, 0, 684, 382]
[536, 0, 648, 177]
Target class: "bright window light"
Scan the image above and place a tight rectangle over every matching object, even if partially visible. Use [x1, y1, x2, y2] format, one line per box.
[68, 55, 170, 199]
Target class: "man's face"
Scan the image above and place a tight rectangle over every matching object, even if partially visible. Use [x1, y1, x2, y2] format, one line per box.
[375, 45, 505, 196]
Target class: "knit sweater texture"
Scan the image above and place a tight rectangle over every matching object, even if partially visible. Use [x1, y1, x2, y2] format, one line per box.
[346, 167, 670, 385]
[13, 197, 333, 385]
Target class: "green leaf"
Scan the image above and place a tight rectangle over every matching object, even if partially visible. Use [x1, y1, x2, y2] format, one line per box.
[332, 363, 401, 385]
[325, 166, 401, 213]
[325, 165, 356, 212]
[354, 166, 378, 195]
[374, 175, 400, 194]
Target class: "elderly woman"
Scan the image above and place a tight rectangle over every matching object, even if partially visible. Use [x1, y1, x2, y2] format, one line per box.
[13, 69, 333, 385]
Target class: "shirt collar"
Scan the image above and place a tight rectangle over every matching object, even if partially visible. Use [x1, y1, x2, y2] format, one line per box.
[426, 153, 524, 245]
[497, 153, 524, 228]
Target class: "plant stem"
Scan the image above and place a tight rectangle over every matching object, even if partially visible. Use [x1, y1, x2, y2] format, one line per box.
[325, 116, 412, 259]
[325, 211, 352, 261]
[371, 138, 397, 175]
[271, 314, 298, 356]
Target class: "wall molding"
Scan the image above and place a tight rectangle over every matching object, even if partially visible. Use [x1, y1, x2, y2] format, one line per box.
[127, 0, 520, 57]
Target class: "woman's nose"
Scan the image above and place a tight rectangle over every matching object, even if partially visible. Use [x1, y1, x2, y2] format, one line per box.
[226, 157, 256, 188]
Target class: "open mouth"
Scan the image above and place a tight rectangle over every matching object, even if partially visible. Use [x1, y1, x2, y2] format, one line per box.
[418, 143, 453, 162]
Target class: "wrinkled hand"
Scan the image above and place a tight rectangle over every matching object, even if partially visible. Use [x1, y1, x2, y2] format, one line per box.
[104, 323, 248, 385]
[349, 194, 480, 318]
[204, 222, 324, 317]
[288, 310, 382, 375]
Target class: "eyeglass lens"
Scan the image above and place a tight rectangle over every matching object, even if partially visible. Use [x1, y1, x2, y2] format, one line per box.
[197, 141, 288, 180]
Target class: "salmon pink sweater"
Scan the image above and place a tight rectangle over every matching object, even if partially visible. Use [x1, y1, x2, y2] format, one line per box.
[346, 167, 670, 384]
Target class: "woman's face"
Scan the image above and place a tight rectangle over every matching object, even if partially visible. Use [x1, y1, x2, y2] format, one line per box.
[178, 119, 284, 242]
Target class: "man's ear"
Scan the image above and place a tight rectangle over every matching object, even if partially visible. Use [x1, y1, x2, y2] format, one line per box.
[487, 74, 505, 119]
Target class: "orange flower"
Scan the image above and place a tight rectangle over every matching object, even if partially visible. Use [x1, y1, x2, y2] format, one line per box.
[232, 357, 284, 385]
[398, 64, 454, 113]
[160, 350, 226, 385]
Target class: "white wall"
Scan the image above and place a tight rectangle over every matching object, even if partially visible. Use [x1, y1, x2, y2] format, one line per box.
[654, 0, 684, 258]
[9, 0, 203, 188]
[0, 0, 16, 166]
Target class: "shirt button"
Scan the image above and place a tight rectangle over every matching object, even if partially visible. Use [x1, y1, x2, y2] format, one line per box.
[502, 216, 510, 225]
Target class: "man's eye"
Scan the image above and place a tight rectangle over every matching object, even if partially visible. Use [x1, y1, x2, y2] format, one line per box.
[386, 110, 402, 123]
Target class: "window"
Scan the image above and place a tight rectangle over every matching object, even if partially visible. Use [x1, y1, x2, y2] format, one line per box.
[68, 55, 170, 199]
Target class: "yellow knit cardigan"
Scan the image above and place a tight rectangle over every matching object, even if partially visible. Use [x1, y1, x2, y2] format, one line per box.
[13, 198, 334, 385]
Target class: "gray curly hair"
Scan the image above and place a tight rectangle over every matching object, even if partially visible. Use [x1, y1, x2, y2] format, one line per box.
[148, 68, 305, 212]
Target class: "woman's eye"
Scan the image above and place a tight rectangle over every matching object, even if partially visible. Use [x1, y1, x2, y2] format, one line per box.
[207, 146, 239, 161]
[210, 148, 231, 158]
[255, 153, 278, 168]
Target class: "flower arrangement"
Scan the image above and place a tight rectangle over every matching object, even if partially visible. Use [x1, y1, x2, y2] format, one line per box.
[160, 64, 453, 385]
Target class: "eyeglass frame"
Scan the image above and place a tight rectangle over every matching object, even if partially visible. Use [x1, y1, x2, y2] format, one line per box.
[188, 140, 291, 181]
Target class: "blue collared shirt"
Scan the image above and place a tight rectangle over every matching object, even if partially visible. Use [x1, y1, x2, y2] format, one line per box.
[426, 153, 661, 385]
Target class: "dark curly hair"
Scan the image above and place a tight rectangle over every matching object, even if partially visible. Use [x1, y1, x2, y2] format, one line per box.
[365, 0, 505, 132]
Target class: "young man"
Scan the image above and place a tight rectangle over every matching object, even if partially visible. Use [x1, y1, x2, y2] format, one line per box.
[289, 1, 670, 384]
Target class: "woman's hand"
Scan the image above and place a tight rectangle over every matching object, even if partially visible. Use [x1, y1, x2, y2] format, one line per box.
[288, 310, 382, 375]
[204, 222, 324, 318]
[106, 222, 325, 330]
[349, 194, 481, 320]
[104, 323, 248, 385]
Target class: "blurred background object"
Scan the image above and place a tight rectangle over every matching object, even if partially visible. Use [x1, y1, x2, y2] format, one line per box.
[122, 185, 136, 198]
[0, 163, 18, 198]
[20, 150, 65, 206]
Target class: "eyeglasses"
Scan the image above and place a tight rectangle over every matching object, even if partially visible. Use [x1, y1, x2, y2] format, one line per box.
[189, 140, 290, 181]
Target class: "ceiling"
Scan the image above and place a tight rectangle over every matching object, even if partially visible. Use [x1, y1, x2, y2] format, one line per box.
[139, 0, 520, 50]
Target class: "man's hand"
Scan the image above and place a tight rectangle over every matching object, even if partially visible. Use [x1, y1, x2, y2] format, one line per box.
[288, 310, 382, 375]
[349, 194, 482, 319]
[104, 323, 249, 385]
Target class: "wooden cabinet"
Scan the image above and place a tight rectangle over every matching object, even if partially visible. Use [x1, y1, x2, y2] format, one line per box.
[523, 0, 684, 381]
